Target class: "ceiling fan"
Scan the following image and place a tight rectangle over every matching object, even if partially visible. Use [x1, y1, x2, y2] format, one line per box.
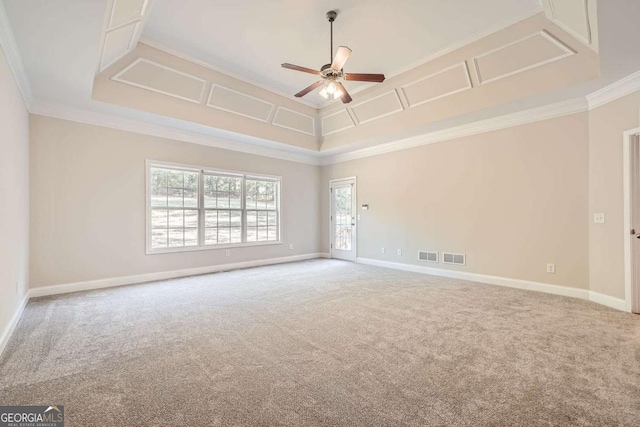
[281, 10, 385, 104]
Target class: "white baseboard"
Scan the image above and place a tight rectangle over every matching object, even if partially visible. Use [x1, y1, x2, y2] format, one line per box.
[588, 291, 627, 311]
[357, 257, 594, 301]
[0, 292, 29, 357]
[1, 254, 325, 357]
[30, 253, 325, 298]
[4, 254, 628, 358]
[358, 258, 631, 312]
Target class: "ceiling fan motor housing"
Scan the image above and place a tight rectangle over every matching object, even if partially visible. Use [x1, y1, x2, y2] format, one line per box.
[321, 64, 343, 78]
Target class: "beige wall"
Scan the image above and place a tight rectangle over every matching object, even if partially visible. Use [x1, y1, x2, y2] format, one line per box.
[0, 46, 29, 340]
[23, 83, 640, 303]
[29, 116, 321, 287]
[321, 113, 590, 289]
[588, 92, 640, 299]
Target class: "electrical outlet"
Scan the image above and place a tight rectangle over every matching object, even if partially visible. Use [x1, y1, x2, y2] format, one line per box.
[397, 249, 402, 256]
[289, 244, 294, 250]
[225, 250, 231, 257]
[593, 213, 605, 224]
[381, 247, 385, 254]
[547, 263, 556, 274]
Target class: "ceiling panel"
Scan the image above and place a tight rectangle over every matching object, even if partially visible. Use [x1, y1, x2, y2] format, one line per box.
[350, 90, 404, 124]
[109, 0, 148, 29]
[401, 62, 473, 108]
[322, 110, 355, 136]
[100, 22, 138, 70]
[272, 107, 316, 136]
[207, 85, 275, 122]
[112, 58, 207, 103]
[473, 31, 575, 85]
[542, 0, 594, 48]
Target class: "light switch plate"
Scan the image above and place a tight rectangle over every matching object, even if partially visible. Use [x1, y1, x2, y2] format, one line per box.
[594, 213, 605, 224]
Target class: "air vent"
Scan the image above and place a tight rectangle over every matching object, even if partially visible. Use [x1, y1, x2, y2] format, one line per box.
[442, 252, 466, 266]
[418, 251, 438, 263]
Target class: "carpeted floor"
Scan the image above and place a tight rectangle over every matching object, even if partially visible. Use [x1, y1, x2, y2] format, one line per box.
[0, 260, 639, 426]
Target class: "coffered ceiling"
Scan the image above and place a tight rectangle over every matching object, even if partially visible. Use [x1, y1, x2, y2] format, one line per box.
[141, 0, 543, 107]
[93, 4, 598, 153]
[3, 0, 640, 164]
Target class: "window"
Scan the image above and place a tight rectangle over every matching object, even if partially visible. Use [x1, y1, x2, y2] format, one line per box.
[147, 161, 280, 253]
[245, 179, 279, 242]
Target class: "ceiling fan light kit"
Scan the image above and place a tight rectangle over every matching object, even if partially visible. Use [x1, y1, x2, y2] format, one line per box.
[281, 10, 385, 104]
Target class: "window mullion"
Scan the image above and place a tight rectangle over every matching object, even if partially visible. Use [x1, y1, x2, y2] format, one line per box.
[198, 170, 205, 247]
[182, 174, 186, 246]
[242, 176, 247, 243]
[276, 181, 280, 242]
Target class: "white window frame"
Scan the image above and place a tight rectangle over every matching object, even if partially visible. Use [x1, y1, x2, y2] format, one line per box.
[146, 159, 282, 255]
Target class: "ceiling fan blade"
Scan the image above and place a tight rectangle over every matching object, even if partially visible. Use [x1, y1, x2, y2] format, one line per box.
[281, 63, 321, 75]
[344, 73, 386, 83]
[336, 82, 352, 103]
[331, 46, 352, 71]
[295, 81, 324, 97]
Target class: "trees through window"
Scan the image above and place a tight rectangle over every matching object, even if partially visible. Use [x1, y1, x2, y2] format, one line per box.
[148, 163, 280, 253]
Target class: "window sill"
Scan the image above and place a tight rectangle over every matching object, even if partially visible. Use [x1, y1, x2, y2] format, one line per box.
[146, 241, 283, 255]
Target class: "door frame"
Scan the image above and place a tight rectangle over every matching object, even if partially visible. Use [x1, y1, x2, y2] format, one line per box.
[623, 128, 640, 313]
[329, 177, 357, 261]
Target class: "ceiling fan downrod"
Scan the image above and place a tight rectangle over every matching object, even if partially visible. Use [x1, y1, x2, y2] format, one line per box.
[327, 11, 337, 63]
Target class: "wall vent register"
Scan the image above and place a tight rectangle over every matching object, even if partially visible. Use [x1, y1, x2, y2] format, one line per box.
[442, 253, 466, 265]
[418, 251, 438, 263]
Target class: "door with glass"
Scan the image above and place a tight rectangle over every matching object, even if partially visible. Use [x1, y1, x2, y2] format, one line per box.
[330, 178, 356, 261]
[631, 133, 640, 314]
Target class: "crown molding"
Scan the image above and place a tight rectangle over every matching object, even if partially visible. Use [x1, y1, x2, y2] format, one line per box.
[4, 0, 636, 170]
[0, 0, 33, 108]
[587, 70, 640, 110]
[319, 97, 589, 165]
[27, 97, 592, 169]
[29, 101, 324, 166]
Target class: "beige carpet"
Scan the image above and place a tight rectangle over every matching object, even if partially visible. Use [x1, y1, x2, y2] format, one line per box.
[0, 259, 639, 426]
